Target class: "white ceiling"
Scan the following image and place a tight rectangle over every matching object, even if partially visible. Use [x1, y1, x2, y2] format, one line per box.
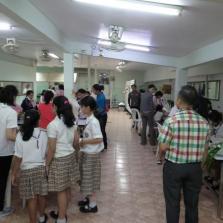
[38, 54, 156, 72]
[29, 0, 223, 57]
[0, 8, 156, 71]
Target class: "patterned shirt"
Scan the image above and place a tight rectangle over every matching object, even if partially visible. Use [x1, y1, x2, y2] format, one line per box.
[158, 110, 209, 164]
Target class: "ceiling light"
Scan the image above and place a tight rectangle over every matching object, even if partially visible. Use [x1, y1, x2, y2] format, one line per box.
[74, 0, 182, 16]
[49, 53, 59, 59]
[125, 44, 150, 52]
[0, 22, 12, 31]
[98, 40, 112, 46]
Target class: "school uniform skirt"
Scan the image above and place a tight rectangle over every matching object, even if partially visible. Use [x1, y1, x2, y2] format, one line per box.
[80, 153, 101, 195]
[48, 152, 80, 192]
[19, 165, 48, 200]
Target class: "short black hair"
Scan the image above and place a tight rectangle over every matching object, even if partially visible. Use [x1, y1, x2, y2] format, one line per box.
[209, 110, 222, 124]
[92, 84, 103, 92]
[26, 90, 34, 96]
[131, 84, 137, 88]
[80, 96, 97, 111]
[0, 85, 18, 106]
[58, 84, 64, 90]
[178, 85, 198, 106]
[77, 89, 87, 94]
[148, 84, 156, 89]
[155, 91, 163, 97]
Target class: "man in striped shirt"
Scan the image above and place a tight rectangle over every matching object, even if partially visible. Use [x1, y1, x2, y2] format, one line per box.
[158, 85, 209, 223]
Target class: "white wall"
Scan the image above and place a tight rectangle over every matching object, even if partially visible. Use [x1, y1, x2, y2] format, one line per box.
[144, 66, 176, 82]
[143, 61, 223, 112]
[36, 70, 145, 103]
[0, 59, 36, 104]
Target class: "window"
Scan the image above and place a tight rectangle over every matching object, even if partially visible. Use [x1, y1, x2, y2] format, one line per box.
[188, 80, 220, 101]
[208, 80, 220, 100]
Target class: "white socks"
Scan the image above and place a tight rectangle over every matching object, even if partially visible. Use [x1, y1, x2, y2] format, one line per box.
[89, 201, 97, 208]
[39, 215, 45, 222]
[57, 218, 67, 223]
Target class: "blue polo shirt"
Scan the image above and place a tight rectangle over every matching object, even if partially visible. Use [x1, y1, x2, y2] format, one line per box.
[96, 92, 107, 115]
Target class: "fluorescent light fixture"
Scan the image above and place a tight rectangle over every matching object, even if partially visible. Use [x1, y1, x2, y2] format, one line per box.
[74, 0, 182, 16]
[49, 53, 59, 59]
[74, 73, 77, 82]
[98, 40, 112, 46]
[0, 22, 11, 31]
[125, 44, 150, 52]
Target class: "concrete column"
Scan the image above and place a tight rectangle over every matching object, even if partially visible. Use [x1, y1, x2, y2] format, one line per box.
[94, 66, 98, 84]
[64, 53, 74, 99]
[174, 68, 188, 100]
[87, 56, 91, 91]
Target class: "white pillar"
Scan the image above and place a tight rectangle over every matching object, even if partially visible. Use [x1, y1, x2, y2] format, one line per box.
[64, 53, 74, 99]
[174, 68, 188, 100]
[87, 56, 91, 91]
[94, 66, 98, 84]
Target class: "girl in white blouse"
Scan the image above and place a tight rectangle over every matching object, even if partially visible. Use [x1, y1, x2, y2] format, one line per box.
[78, 96, 103, 213]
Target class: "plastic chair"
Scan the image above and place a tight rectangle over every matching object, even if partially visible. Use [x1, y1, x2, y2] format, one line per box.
[131, 108, 142, 134]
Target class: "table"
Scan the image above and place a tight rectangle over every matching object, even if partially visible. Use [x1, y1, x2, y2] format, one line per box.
[214, 154, 223, 218]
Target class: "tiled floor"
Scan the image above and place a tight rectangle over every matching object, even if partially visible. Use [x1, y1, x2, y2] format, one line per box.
[1, 110, 223, 223]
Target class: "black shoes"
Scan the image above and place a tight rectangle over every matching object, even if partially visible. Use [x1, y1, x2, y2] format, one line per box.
[49, 211, 67, 222]
[78, 197, 89, 207]
[49, 211, 58, 220]
[79, 204, 98, 213]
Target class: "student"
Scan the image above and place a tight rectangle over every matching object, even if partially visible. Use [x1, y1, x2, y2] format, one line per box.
[38, 90, 55, 129]
[128, 84, 141, 111]
[56, 84, 64, 97]
[0, 85, 18, 217]
[78, 96, 103, 213]
[92, 84, 108, 150]
[21, 90, 37, 112]
[12, 110, 48, 223]
[47, 96, 79, 223]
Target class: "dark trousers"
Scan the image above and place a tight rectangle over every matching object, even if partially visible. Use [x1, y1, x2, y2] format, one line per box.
[98, 114, 108, 149]
[163, 161, 202, 223]
[141, 111, 157, 146]
[0, 156, 13, 211]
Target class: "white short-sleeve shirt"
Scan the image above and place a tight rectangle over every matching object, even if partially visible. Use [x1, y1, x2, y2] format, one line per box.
[0, 103, 18, 156]
[80, 114, 103, 154]
[14, 128, 48, 170]
[47, 116, 76, 158]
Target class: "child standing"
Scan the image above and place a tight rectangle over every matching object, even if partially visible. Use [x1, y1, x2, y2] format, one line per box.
[46, 96, 79, 223]
[78, 96, 103, 213]
[12, 109, 48, 223]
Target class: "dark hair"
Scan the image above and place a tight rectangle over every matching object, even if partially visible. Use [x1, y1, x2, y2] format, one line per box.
[194, 95, 212, 120]
[209, 110, 222, 124]
[44, 90, 54, 104]
[156, 104, 163, 112]
[92, 84, 103, 92]
[148, 84, 156, 89]
[0, 85, 18, 106]
[77, 89, 87, 94]
[58, 84, 64, 90]
[155, 91, 163, 97]
[178, 85, 198, 106]
[20, 109, 40, 141]
[80, 96, 97, 111]
[140, 89, 145, 93]
[41, 90, 46, 96]
[26, 90, 34, 96]
[53, 96, 75, 128]
[131, 84, 137, 88]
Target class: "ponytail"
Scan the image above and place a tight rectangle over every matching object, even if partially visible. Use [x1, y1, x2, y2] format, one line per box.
[53, 96, 75, 128]
[20, 110, 40, 141]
